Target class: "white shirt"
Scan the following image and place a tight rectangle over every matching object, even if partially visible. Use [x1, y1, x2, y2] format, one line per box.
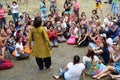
[12, 5, 18, 13]
[61, 22, 67, 28]
[64, 62, 85, 80]
[71, 27, 78, 37]
[103, 17, 113, 25]
[15, 42, 23, 56]
[82, 55, 99, 64]
[106, 38, 113, 46]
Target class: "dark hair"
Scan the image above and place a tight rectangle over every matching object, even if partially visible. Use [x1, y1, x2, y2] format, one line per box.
[33, 17, 42, 28]
[48, 14, 53, 17]
[9, 20, 14, 24]
[81, 12, 86, 17]
[49, 24, 54, 29]
[73, 55, 80, 64]
[62, 11, 65, 16]
[12, 1, 17, 5]
[15, 37, 21, 42]
[103, 41, 108, 48]
[92, 9, 97, 14]
[45, 21, 52, 29]
[15, 21, 20, 27]
[81, 28, 87, 33]
[86, 48, 95, 61]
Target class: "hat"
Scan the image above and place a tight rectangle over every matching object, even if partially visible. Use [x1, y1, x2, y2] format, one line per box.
[100, 33, 106, 38]
[106, 38, 113, 46]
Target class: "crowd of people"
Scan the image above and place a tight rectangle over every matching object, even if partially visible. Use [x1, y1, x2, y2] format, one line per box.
[0, 0, 120, 80]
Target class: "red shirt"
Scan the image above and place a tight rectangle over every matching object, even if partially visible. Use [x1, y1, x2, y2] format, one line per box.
[47, 30, 58, 41]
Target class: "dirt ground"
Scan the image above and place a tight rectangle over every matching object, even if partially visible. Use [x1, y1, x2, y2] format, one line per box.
[0, 0, 114, 80]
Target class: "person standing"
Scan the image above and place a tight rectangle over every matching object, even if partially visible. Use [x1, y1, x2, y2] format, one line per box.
[73, 0, 80, 17]
[95, 0, 103, 16]
[0, 3, 7, 29]
[11, 1, 19, 24]
[50, 0, 57, 12]
[111, 0, 119, 18]
[29, 17, 52, 70]
[39, 0, 48, 21]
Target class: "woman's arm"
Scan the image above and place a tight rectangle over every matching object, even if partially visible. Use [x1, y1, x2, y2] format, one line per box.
[110, 25, 118, 32]
[94, 49, 103, 54]
[78, 33, 88, 45]
[28, 29, 33, 49]
[81, 69, 86, 80]
[77, 36, 81, 43]
[42, 28, 52, 49]
[111, 52, 120, 62]
[0, 39, 7, 47]
[0, 47, 6, 60]
[16, 48, 24, 54]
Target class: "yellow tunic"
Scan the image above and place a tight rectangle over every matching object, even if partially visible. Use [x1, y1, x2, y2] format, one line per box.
[95, 2, 102, 9]
[29, 27, 51, 58]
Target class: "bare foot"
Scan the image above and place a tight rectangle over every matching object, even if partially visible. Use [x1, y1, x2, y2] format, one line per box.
[48, 66, 53, 69]
[46, 66, 53, 70]
[96, 76, 101, 80]
[53, 75, 60, 80]
[92, 75, 98, 79]
[109, 74, 115, 79]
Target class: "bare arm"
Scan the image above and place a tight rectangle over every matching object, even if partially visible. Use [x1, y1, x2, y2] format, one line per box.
[0, 47, 6, 60]
[94, 49, 103, 54]
[111, 52, 120, 62]
[78, 33, 89, 44]
[28, 29, 33, 49]
[16, 48, 24, 54]
[110, 25, 118, 32]
[81, 69, 86, 80]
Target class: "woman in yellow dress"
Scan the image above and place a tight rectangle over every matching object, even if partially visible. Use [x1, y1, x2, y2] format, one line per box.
[29, 17, 52, 70]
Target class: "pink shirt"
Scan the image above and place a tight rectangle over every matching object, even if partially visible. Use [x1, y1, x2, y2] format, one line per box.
[73, 1, 80, 10]
[0, 8, 4, 18]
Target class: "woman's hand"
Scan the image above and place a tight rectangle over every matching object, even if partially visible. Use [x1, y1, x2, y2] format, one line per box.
[0, 55, 4, 60]
[49, 46, 52, 50]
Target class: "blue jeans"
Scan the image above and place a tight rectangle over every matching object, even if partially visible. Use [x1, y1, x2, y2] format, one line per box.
[12, 13, 19, 24]
[51, 39, 58, 47]
[59, 69, 66, 79]
[89, 42, 98, 49]
[7, 46, 15, 54]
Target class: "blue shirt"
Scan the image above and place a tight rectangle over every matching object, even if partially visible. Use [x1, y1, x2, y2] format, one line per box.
[39, 2, 46, 11]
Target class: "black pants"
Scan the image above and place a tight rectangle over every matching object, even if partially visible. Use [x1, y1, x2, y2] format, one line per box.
[36, 57, 51, 70]
[0, 17, 6, 29]
[16, 53, 29, 60]
[73, 9, 79, 17]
